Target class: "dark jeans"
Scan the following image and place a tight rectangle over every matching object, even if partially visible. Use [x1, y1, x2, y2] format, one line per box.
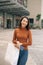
[17, 46, 28, 65]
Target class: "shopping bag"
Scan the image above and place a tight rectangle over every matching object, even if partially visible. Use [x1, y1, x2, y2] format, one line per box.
[4, 42, 19, 65]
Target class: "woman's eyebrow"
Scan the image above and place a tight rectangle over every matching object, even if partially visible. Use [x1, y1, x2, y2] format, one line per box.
[23, 19, 28, 22]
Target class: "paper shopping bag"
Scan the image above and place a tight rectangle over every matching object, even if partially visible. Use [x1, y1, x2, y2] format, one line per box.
[4, 42, 19, 65]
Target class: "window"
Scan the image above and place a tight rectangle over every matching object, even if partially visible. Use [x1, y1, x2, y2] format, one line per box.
[23, 0, 27, 7]
[17, 0, 23, 5]
[17, 0, 27, 7]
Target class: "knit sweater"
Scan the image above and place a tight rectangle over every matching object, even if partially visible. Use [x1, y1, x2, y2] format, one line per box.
[12, 28, 32, 50]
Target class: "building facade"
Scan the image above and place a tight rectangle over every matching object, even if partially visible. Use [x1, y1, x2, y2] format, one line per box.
[0, 0, 41, 29]
[0, 0, 29, 29]
[27, 0, 41, 28]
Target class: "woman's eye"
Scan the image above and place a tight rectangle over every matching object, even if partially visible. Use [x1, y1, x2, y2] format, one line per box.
[23, 20, 28, 22]
[23, 20, 25, 22]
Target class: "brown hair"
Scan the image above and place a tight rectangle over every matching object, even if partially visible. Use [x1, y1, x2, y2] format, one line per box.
[19, 16, 30, 30]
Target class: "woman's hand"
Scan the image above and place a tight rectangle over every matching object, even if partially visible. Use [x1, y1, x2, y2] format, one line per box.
[14, 44, 20, 49]
[17, 41, 22, 46]
[14, 41, 23, 49]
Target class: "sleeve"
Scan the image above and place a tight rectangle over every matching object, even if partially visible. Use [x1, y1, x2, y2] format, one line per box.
[12, 29, 17, 44]
[22, 30, 32, 47]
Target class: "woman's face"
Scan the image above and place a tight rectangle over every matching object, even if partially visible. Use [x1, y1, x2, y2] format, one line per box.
[21, 18, 28, 28]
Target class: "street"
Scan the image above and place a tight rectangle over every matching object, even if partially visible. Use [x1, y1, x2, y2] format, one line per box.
[0, 29, 43, 65]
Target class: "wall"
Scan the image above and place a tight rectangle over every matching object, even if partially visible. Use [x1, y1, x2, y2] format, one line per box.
[27, 0, 41, 24]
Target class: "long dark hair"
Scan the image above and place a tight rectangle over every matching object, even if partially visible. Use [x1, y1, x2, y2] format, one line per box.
[19, 16, 30, 30]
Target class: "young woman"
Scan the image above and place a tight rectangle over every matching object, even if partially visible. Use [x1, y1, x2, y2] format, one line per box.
[12, 16, 32, 65]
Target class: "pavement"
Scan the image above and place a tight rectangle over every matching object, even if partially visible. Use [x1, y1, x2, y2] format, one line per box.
[0, 29, 43, 65]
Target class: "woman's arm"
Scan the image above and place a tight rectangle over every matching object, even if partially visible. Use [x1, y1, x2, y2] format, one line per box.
[12, 29, 22, 49]
[22, 30, 32, 47]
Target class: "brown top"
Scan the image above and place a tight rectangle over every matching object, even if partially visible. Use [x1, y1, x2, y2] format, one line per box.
[12, 28, 32, 50]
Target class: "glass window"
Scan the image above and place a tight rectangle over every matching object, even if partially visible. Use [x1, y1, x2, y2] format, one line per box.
[23, 0, 27, 7]
[17, 0, 23, 5]
[17, 0, 27, 7]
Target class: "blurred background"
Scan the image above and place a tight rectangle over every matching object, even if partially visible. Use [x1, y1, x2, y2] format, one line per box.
[0, 0, 43, 65]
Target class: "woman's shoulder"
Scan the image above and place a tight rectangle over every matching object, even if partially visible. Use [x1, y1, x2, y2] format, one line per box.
[28, 29, 31, 32]
[28, 29, 32, 34]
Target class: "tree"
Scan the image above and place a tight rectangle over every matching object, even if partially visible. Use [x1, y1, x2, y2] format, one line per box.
[36, 14, 41, 21]
[36, 14, 41, 29]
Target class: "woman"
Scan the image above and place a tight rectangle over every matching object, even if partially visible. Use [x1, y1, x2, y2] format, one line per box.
[12, 16, 32, 65]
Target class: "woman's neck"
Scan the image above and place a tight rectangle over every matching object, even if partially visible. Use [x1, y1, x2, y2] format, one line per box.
[21, 27, 26, 31]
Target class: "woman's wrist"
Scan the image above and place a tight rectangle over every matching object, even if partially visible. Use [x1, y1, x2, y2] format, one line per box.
[16, 41, 23, 45]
